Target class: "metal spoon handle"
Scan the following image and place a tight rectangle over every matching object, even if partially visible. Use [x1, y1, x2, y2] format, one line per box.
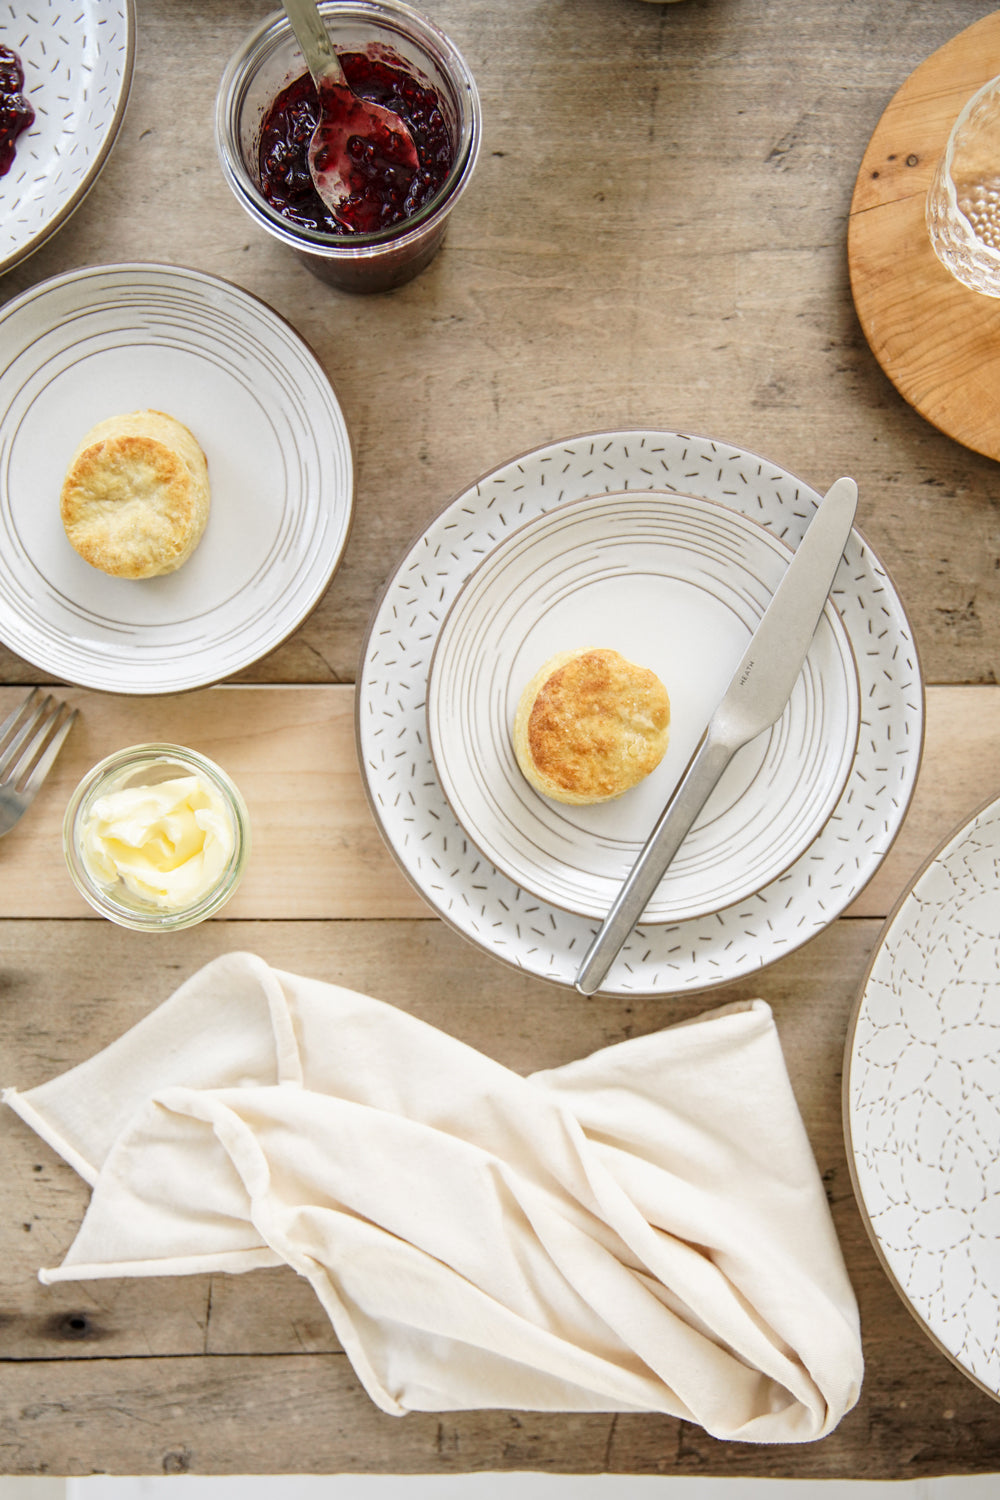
[283, 0, 347, 87]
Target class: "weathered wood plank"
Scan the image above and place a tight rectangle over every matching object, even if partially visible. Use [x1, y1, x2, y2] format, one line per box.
[2, 684, 997, 1471]
[0, 685, 424, 921]
[0, 682, 995, 922]
[2, 0, 999, 1479]
[3, 1344, 1000, 1479]
[848, 681, 1000, 916]
[0, 1, 996, 691]
[1, 910, 994, 1475]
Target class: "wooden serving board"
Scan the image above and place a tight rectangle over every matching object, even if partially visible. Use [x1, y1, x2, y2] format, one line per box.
[848, 9, 1000, 462]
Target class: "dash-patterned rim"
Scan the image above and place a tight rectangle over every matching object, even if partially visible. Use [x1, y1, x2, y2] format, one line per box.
[0, 1, 135, 274]
[356, 430, 924, 995]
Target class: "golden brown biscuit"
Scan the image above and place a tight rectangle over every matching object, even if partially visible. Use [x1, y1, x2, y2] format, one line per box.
[60, 410, 210, 579]
[513, 647, 671, 805]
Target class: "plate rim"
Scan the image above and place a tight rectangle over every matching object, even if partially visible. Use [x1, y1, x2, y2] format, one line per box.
[842, 788, 1000, 1404]
[0, 0, 136, 277]
[355, 427, 925, 995]
[0, 258, 356, 694]
[425, 485, 862, 922]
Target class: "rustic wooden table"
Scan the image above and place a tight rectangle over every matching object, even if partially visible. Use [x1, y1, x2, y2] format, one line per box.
[2, 0, 1000, 1480]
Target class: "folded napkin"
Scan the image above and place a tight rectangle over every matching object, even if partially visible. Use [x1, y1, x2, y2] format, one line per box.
[4, 952, 862, 1442]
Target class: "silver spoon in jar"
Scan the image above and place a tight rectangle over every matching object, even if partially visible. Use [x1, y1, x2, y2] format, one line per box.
[282, 0, 419, 231]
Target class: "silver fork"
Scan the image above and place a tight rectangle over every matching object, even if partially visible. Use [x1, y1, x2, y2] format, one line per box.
[0, 688, 78, 838]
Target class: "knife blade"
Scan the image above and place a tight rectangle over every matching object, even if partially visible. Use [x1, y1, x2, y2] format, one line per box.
[574, 475, 859, 996]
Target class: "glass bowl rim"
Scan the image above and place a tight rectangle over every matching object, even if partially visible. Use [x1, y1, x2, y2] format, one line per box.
[63, 742, 251, 931]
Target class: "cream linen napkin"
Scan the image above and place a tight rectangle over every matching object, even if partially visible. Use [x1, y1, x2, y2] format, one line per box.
[3, 951, 862, 1442]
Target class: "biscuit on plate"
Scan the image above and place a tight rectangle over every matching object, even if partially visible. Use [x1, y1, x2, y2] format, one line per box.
[60, 409, 210, 579]
[513, 647, 671, 805]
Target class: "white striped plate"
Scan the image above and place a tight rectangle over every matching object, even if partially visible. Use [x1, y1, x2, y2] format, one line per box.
[427, 491, 860, 923]
[0, 1, 134, 274]
[0, 262, 354, 693]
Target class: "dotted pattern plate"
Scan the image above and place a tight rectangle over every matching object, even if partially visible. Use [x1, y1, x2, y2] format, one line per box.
[0, 1, 134, 275]
[357, 431, 923, 995]
[427, 490, 860, 923]
[0, 263, 354, 694]
[846, 793, 1000, 1401]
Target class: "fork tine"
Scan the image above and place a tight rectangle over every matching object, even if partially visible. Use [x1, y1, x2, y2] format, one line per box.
[16, 703, 78, 797]
[22, 705, 79, 797]
[0, 690, 50, 781]
[1, 694, 56, 788]
[0, 687, 42, 745]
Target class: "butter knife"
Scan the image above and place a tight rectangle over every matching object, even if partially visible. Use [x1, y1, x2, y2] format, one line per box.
[574, 476, 859, 996]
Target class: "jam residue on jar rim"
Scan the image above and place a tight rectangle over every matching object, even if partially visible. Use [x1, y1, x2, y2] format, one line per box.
[257, 47, 454, 238]
[0, 44, 34, 178]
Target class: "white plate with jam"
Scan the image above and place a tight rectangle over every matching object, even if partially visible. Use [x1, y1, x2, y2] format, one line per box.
[0, 1, 134, 275]
[358, 430, 923, 995]
[0, 262, 354, 694]
[427, 490, 860, 923]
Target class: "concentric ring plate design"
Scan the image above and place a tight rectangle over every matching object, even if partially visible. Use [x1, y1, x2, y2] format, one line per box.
[427, 490, 860, 922]
[0, 1, 134, 275]
[357, 430, 923, 995]
[845, 792, 1000, 1402]
[0, 263, 354, 693]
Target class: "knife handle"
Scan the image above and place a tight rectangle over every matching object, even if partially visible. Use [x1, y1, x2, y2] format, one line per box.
[574, 731, 734, 995]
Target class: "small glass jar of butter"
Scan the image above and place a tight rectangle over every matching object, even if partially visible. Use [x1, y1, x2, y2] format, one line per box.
[63, 744, 250, 931]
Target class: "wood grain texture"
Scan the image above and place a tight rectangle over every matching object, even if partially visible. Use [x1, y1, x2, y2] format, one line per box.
[0, 685, 424, 920]
[2, 1350, 999, 1479]
[0, 681, 993, 923]
[3, 0, 1000, 1479]
[3, 916, 1000, 1478]
[848, 10, 1000, 463]
[0, 0, 998, 689]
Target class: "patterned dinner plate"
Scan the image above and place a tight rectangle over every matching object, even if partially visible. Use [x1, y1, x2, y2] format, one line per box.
[845, 792, 1000, 1401]
[0, 263, 354, 693]
[357, 430, 923, 994]
[427, 490, 860, 923]
[0, 1, 134, 275]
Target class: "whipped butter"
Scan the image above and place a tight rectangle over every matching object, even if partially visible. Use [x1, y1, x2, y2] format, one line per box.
[80, 770, 236, 910]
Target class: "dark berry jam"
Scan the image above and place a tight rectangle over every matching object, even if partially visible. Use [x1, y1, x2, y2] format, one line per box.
[0, 44, 34, 177]
[258, 50, 453, 236]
